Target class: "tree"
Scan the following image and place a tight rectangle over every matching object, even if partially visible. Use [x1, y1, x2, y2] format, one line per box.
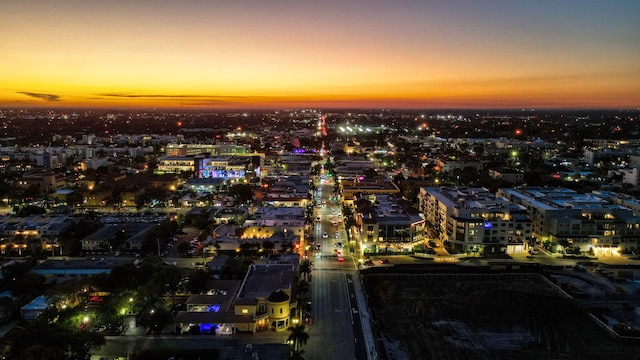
[17, 205, 46, 217]
[299, 259, 313, 281]
[137, 306, 173, 335]
[286, 324, 309, 351]
[109, 229, 127, 253]
[297, 279, 310, 300]
[186, 269, 211, 294]
[176, 241, 190, 256]
[262, 240, 275, 253]
[4, 321, 105, 360]
[289, 349, 306, 360]
[341, 205, 357, 234]
[228, 184, 253, 204]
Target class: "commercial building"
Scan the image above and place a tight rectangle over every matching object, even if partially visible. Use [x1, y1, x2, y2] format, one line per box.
[340, 178, 401, 206]
[174, 256, 299, 334]
[356, 196, 425, 254]
[156, 156, 196, 174]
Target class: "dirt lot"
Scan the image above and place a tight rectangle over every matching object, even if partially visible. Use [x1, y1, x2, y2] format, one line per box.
[364, 272, 640, 360]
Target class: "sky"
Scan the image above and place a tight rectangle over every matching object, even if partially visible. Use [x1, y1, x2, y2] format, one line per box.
[1, 0, 639, 109]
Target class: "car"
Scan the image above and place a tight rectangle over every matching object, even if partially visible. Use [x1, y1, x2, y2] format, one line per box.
[335, 242, 343, 248]
[337, 256, 344, 261]
[315, 244, 322, 250]
[380, 258, 390, 264]
[363, 259, 374, 266]
[322, 232, 328, 238]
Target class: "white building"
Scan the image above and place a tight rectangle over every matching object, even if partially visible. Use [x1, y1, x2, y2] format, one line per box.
[419, 187, 532, 255]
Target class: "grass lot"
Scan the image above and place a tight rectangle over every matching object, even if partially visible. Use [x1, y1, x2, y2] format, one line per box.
[364, 273, 640, 360]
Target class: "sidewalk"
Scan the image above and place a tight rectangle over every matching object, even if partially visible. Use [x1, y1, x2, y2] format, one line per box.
[352, 271, 378, 360]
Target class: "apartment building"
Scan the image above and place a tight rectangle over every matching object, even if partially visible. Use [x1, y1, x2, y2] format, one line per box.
[497, 187, 640, 254]
[419, 187, 532, 255]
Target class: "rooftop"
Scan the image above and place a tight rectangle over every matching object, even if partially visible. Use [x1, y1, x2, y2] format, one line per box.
[238, 263, 297, 301]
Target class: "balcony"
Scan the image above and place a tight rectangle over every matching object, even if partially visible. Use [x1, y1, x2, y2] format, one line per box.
[254, 312, 269, 321]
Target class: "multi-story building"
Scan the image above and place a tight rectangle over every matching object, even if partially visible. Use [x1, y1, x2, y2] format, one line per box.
[19, 171, 68, 191]
[435, 158, 486, 173]
[497, 187, 640, 254]
[0, 215, 75, 256]
[242, 207, 306, 244]
[488, 168, 524, 184]
[356, 196, 425, 254]
[165, 143, 249, 157]
[340, 178, 401, 205]
[419, 187, 532, 255]
[79, 223, 158, 252]
[262, 175, 311, 208]
[196, 156, 256, 182]
[156, 156, 196, 174]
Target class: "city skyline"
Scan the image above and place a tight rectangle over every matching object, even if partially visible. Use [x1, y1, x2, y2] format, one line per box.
[1, 0, 639, 109]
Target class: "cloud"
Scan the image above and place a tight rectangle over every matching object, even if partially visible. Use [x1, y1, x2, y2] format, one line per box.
[97, 93, 254, 99]
[17, 91, 61, 102]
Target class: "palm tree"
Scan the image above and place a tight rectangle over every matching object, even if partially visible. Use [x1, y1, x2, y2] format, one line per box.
[299, 259, 313, 281]
[286, 324, 309, 351]
[297, 279, 310, 300]
[289, 349, 306, 360]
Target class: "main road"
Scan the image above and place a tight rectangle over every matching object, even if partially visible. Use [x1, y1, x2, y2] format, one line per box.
[303, 173, 369, 360]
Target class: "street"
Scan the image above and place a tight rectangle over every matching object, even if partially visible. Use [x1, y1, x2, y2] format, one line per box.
[303, 172, 363, 360]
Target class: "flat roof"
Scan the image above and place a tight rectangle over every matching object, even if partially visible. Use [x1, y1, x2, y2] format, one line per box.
[32, 258, 132, 272]
[239, 264, 296, 300]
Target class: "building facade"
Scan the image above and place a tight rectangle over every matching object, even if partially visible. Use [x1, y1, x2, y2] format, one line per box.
[497, 187, 640, 255]
[419, 187, 532, 255]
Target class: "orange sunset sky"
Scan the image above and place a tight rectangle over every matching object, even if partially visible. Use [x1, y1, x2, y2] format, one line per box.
[1, 0, 639, 109]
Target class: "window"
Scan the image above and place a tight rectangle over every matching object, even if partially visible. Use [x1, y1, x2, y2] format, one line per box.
[242, 309, 248, 314]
